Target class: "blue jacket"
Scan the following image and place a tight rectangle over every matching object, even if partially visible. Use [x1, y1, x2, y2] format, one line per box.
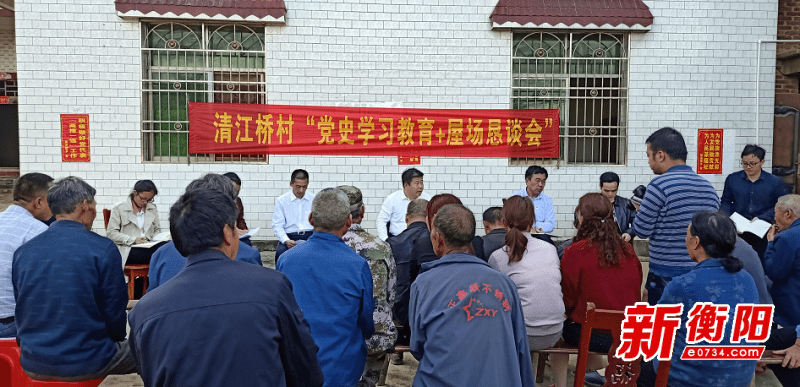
[409, 253, 535, 387]
[129, 249, 323, 387]
[764, 218, 800, 326]
[147, 240, 262, 291]
[12, 220, 127, 377]
[277, 232, 374, 387]
[658, 259, 759, 387]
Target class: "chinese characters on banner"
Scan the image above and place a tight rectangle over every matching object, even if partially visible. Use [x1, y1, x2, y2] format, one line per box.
[398, 155, 421, 165]
[188, 103, 560, 158]
[60, 114, 90, 162]
[615, 302, 772, 362]
[698, 129, 723, 174]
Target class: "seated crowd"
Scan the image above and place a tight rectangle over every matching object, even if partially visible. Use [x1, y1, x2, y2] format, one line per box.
[0, 126, 799, 387]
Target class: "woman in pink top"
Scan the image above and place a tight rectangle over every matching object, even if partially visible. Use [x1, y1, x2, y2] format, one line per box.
[488, 196, 568, 387]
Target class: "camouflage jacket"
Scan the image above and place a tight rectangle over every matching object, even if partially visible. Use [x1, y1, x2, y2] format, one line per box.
[343, 223, 397, 355]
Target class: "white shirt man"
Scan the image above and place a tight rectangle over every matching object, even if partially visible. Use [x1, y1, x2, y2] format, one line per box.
[376, 168, 432, 241]
[272, 169, 315, 260]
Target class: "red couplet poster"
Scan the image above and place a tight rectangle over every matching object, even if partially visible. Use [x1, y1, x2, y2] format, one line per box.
[61, 114, 90, 162]
[697, 129, 722, 174]
[188, 103, 560, 158]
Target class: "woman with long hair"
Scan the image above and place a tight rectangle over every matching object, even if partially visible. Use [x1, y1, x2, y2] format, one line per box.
[638, 211, 758, 387]
[106, 180, 164, 268]
[560, 192, 643, 385]
[488, 195, 567, 387]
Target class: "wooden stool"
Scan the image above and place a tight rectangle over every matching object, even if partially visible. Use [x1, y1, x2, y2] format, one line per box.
[123, 264, 149, 300]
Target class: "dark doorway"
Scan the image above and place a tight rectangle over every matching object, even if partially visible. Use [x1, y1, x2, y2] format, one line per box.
[0, 104, 18, 167]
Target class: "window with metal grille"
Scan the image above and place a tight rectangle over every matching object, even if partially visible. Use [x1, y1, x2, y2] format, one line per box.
[0, 72, 17, 104]
[141, 22, 268, 163]
[511, 32, 629, 165]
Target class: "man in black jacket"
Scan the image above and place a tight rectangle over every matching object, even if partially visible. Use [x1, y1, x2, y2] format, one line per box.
[387, 198, 429, 354]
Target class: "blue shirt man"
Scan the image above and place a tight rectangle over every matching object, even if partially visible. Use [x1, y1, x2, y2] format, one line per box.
[409, 204, 534, 387]
[277, 188, 374, 387]
[721, 144, 788, 258]
[13, 177, 136, 381]
[764, 196, 800, 327]
[512, 165, 555, 233]
[129, 177, 323, 387]
[147, 240, 262, 291]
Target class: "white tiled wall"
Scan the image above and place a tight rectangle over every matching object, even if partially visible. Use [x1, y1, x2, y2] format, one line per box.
[14, 0, 779, 238]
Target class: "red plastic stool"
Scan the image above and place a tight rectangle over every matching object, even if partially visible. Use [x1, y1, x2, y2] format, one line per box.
[0, 339, 104, 387]
[124, 264, 149, 300]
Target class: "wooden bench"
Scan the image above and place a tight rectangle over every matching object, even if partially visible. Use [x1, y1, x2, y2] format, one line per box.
[377, 345, 409, 386]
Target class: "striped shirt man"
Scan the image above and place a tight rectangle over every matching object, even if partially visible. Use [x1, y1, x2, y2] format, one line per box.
[632, 165, 720, 278]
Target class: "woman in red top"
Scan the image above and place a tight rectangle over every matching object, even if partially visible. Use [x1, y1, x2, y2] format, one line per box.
[561, 192, 643, 379]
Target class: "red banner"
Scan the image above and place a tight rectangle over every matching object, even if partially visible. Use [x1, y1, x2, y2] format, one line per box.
[188, 103, 559, 158]
[61, 114, 90, 162]
[697, 129, 722, 174]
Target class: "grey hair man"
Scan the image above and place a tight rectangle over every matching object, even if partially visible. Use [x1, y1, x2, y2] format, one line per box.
[129, 188, 323, 387]
[13, 177, 136, 381]
[765, 194, 800, 327]
[0, 173, 53, 338]
[409, 204, 535, 387]
[338, 185, 397, 387]
[277, 188, 375, 387]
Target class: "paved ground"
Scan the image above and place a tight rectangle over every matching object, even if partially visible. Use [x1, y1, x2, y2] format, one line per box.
[98, 250, 783, 387]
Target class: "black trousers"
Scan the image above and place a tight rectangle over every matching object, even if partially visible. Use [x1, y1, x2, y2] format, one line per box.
[125, 241, 166, 266]
[766, 325, 800, 387]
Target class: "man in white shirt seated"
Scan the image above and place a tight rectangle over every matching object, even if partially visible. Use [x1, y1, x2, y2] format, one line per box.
[512, 165, 555, 234]
[376, 168, 432, 241]
[272, 169, 314, 261]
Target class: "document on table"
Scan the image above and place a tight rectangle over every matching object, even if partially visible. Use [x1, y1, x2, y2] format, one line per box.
[240, 227, 260, 239]
[730, 213, 772, 238]
[132, 231, 171, 248]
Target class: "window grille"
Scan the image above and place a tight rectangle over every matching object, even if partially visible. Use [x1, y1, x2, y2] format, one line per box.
[141, 22, 268, 163]
[0, 72, 17, 104]
[511, 32, 629, 165]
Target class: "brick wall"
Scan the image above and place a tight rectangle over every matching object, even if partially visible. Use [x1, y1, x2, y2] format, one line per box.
[14, 0, 779, 238]
[0, 29, 15, 73]
[777, 0, 800, 94]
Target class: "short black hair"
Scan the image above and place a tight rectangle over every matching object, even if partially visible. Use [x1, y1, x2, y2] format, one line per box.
[402, 168, 424, 186]
[291, 169, 309, 183]
[482, 206, 502, 224]
[646, 127, 687, 161]
[599, 172, 620, 187]
[741, 144, 766, 161]
[133, 180, 158, 195]
[223, 172, 242, 186]
[170, 188, 237, 257]
[13, 173, 53, 202]
[524, 165, 548, 180]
